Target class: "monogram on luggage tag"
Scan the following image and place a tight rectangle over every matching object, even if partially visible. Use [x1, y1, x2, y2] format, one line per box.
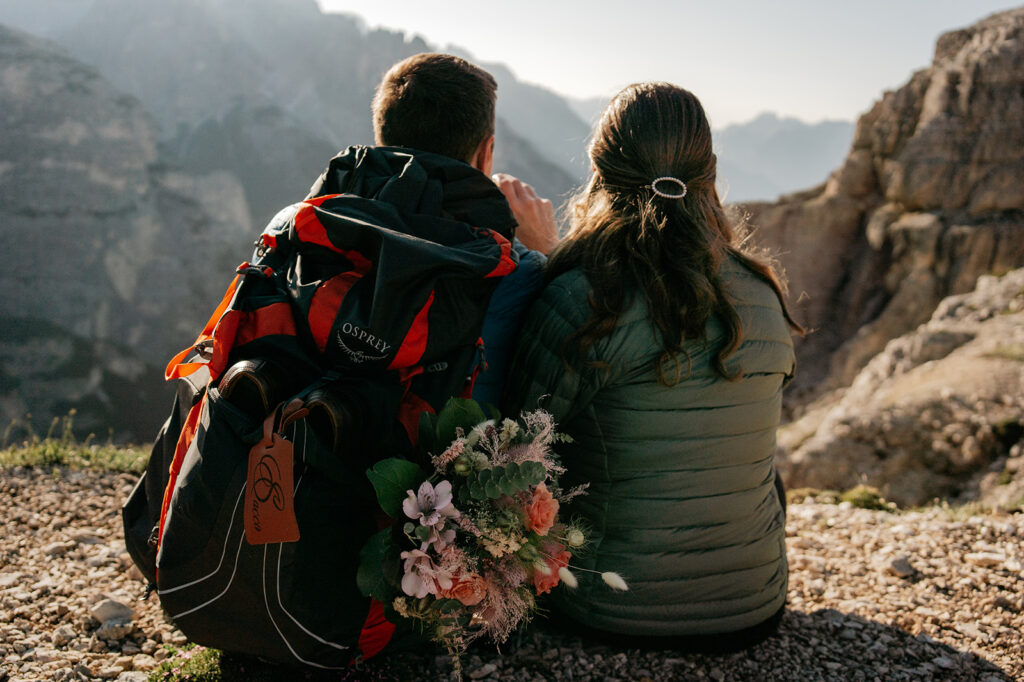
[244, 404, 304, 545]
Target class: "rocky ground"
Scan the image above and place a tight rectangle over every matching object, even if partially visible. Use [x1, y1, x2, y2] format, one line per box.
[0, 467, 1021, 681]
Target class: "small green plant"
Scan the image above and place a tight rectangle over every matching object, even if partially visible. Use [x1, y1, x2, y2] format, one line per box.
[149, 645, 222, 681]
[840, 484, 891, 510]
[786, 487, 820, 504]
[984, 344, 1024, 362]
[0, 411, 146, 473]
[998, 469, 1014, 486]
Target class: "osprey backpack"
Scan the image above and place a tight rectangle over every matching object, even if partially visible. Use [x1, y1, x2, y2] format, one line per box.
[122, 146, 517, 668]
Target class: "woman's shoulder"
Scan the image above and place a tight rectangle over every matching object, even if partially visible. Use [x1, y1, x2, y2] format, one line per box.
[720, 254, 786, 313]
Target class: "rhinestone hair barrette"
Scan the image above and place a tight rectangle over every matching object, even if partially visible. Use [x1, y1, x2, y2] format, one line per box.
[650, 176, 688, 199]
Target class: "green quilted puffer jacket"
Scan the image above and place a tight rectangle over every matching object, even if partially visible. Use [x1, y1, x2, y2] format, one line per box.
[504, 256, 795, 636]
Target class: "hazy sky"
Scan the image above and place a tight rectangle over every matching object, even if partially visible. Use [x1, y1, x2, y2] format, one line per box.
[317, 0, 1018, 127]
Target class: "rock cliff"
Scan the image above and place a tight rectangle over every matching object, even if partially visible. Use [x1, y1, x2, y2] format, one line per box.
[0, 25, 252, 438]
[746, 8, 1024, 400]
[778, 268, 1024, 507]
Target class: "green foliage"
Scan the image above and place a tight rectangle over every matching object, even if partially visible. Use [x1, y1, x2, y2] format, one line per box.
[785, 487, 820, 504]
[840, 484, 891, 511]
[356, 528, 395, 601]
[464, 461, 546, 500]
[149, 645, 222, 681]
[984, 343, 1024, 362]
[366, 458, 425, 518]
[434, 398, 487, 448]
[1, 411, 146, 473]
[998, 469, 1014, 486]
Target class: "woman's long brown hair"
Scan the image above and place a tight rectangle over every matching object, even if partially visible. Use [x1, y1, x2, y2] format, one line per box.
[547, 82, 802, 385]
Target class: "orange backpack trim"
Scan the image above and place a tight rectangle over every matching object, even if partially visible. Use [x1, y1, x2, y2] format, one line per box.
[154, 392, 206, 579]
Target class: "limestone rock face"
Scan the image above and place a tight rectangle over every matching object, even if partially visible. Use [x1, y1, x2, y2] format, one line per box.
[778, 268, 1024, 507]
[745, 8, 1024, 399]
[0, 25, 252, 438]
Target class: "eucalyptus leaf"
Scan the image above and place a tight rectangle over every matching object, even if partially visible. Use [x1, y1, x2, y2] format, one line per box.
[485, 480, 501, 498]
[366, 458, 426, 518]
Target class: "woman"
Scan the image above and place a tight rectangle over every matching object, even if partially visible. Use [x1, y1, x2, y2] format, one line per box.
[502, 82, 802, 651]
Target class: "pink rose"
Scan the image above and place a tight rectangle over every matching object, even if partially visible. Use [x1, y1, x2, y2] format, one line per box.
[441, 571, 488, 606]
[524, 482, 559, 536]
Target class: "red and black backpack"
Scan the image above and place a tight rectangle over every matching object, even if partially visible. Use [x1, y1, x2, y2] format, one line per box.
[122, 146, 517, 668]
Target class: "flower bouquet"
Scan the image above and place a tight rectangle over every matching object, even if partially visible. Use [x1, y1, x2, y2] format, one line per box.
[356, 398, 626, 675]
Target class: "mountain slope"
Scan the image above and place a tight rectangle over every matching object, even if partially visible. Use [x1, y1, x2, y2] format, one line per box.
[0, 24, 252, 438]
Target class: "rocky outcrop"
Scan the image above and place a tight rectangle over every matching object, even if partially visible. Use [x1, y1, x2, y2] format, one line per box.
[745, 8, 1024, 399]
[778, 268, 1024, 507]
[0, 25, 252, 439]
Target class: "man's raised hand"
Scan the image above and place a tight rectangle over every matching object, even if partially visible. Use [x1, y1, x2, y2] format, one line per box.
[492, 173, 559, 255]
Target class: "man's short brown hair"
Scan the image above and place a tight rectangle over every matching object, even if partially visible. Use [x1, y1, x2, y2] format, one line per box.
[372, 53, 497, 164]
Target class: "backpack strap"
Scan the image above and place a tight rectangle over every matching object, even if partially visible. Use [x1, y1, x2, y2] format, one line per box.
[165, 273, 242, 381]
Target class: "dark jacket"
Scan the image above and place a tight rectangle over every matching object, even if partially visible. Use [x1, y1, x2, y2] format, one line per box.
[473, 239, 547, 406]
[504, 256, 795, 636]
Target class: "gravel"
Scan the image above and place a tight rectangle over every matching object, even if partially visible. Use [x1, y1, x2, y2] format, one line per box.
[1, 467, 1021, 681]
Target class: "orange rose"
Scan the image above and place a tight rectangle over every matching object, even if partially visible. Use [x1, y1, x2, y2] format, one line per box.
[533, 550, 570, 595]
[524, 482, 559, 536]
[441, 572, 487, 606]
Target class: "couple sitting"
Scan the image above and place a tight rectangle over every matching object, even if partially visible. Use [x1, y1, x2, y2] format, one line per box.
[309, 53, 799, 653]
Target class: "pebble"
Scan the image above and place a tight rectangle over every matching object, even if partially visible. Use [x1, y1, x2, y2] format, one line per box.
[91, 599, 134, 625]
[887, 556, 915, 578]
[964, 551, 1006, 568]
[51, 625, 76, 647]
[469, 662, 498, 679]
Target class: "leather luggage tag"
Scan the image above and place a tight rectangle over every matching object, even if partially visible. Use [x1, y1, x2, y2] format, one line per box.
[245, 411, 300, 545]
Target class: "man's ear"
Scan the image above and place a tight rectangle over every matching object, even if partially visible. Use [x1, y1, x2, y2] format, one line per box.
[470, 134, 495, 176]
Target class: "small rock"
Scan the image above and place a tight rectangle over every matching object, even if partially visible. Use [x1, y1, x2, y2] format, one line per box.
[469, 662, 498, 679]
[0, 573, 22, 588]
[73, 663, 93, 678]
[888, 556, 915, 578]
[97, 667, 123, 679]
[964, 552, 1006, 568]
[114, 655, 133, 671]
[710, 668, 725, 681]
[116, 673, 149, 682]
[42, 541, 75, 557]
[956, 622, 987, 641]
[51, 625, 76, 647]
[153, 648, 170, 662]
[97, 622, 133, 641]
[932, 656, 957, 670]
[90, 599, 134, 625]
[131, 654, 157, 671]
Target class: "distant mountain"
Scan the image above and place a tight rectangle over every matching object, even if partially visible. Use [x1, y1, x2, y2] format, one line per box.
[566, 95, 608, 127]
[570, 95, 853, 202]
[714, 113, 854, 201]
[0, 0, 578, 227]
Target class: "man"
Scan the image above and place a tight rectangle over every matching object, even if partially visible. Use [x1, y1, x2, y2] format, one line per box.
[126, 52, 564, 669]
[362, 52, 559, 405]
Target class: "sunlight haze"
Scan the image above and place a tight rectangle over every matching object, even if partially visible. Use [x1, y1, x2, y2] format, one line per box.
[317, 0, 1018, 126]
